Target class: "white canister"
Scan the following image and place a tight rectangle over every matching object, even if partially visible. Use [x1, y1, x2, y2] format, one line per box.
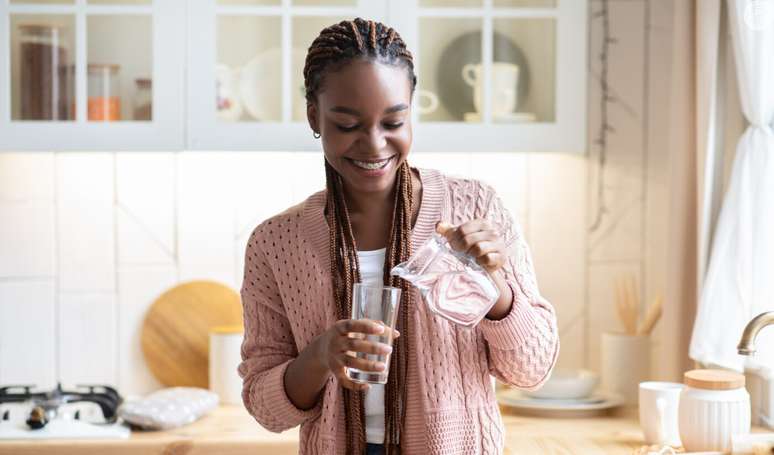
[209, 326, 244, 405]
[601, 332, 650, 405]
[678, 369, 751, 452]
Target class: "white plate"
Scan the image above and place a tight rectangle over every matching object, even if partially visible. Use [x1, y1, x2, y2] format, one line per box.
[497, 389, 624, 418]
[239, 47, 307, 122]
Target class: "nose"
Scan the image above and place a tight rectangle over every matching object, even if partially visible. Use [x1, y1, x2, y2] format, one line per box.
[360, 125, 387, 152]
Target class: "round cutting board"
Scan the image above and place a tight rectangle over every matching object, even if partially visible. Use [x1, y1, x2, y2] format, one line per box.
[141, 280, 243, 388]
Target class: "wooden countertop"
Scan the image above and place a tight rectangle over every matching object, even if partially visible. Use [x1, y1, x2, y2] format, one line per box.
[0, 404, 752, 454]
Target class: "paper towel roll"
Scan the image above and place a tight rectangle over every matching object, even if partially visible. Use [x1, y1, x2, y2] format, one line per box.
[209, 326, 244, 405]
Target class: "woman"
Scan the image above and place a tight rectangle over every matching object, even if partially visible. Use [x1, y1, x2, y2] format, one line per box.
[238, 17, 559, 455]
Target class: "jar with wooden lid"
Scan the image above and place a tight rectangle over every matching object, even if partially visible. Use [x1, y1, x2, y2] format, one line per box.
[678, 369, 751, 452]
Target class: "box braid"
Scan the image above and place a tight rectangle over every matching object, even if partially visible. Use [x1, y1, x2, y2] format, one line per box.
[305, 18, 416, 455]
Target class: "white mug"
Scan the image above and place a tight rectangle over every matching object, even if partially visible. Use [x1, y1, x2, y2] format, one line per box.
[639, 381, 683, 446]
[461, 62, 519, 117]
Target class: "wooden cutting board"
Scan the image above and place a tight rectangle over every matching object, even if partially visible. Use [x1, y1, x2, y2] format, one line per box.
[140, 280, 243, 388]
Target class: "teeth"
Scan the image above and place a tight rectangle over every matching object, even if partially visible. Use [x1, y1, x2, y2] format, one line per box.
[352, 157, 391, 170]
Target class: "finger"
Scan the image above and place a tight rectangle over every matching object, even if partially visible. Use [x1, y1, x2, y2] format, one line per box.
[336, 319, 385, 336]
[344, 338, 394, 356]
[448, 231, 495, 254]
[436, 221, 455, 237]
[333, 369, 371, 392]
[447, 220, 491, 246]
[341, 353, 388, 373]
[466, 239, 503, 259]
[478, 252, 505, 271]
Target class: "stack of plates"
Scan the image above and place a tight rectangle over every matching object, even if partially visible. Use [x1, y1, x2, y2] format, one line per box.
[497, 389, 624, 418]
[496, 369, 623, 418]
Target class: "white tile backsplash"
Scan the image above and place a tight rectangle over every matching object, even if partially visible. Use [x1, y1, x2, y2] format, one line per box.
[0, 202, 55, 278]
[0, 280, 56, 388]
[0, 152, 54, 202]
[58, 203, 116, 292]
[56, 153, 114, 205]
[116, 152, 176, 259]
[58, 292, 117, 387]
[117, 265, 177, 397]
[117, 208, 176, 265]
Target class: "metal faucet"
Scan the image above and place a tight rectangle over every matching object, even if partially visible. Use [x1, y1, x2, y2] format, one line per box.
[738, 311, 774, 355]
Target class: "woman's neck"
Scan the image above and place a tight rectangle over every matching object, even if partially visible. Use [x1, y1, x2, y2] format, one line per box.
[342, 169, 422, 251]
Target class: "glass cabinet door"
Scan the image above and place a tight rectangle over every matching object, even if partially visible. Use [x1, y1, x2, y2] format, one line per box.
[390, 0, 585, 153]
[0, 0, 184, 150]
[187, 0, 386, 150]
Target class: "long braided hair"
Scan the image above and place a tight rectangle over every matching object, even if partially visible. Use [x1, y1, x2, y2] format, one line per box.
[303, 18, 417, 454]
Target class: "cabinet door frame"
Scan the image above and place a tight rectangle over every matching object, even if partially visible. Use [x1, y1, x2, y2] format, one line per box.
[0, 0, 185, 151]
[388, 0, 587, 153]
[185, 0, 388, 151]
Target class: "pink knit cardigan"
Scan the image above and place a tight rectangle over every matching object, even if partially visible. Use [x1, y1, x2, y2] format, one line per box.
[238, 168, 559, 454]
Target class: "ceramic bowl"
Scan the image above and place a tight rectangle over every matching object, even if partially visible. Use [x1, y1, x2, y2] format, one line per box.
[522, 369, 599, 400]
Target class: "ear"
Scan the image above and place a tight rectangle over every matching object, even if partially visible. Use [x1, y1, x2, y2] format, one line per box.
[307, 102, 320, 135]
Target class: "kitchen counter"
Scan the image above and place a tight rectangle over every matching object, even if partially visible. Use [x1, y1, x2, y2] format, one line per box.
[0, 405, 759, 454]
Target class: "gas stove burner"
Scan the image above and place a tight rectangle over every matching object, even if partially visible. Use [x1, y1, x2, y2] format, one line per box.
[0, 382, 123, 430]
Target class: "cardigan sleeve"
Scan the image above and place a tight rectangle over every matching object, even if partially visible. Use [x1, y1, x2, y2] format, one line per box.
[475, 186, 560, 390]
[237, 227, 323, 432]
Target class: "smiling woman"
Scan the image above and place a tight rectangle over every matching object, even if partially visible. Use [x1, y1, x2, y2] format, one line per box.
[237, 17, 559, 455]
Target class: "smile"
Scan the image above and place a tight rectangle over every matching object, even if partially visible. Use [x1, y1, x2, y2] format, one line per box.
[349, 156, 394, 170]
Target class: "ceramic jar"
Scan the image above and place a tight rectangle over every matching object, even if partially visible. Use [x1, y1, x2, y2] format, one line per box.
[678, 369, 751, 452]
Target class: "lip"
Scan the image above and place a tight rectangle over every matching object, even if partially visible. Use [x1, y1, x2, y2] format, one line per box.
[346, 155, 395, 164]
[346, 155, 396, 177]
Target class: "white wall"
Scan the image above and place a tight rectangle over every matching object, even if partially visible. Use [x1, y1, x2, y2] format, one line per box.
[0, 151, 587, 396]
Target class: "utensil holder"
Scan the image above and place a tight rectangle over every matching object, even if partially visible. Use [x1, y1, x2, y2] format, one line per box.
[601, 332, 650, 405]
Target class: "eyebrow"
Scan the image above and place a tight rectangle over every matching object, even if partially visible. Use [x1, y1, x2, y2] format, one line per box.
[329, 104, 409, 116]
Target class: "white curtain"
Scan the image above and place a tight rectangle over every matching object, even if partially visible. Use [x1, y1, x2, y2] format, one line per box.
[691, 0, 774, 372]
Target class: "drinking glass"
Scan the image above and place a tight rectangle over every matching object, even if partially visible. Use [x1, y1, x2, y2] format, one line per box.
[345, 283, 401, 385]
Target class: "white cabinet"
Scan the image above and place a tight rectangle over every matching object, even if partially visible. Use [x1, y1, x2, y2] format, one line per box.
[0, 0, 185, 151]
[0, 0, 585, 152]
[389, 0, 586, 152]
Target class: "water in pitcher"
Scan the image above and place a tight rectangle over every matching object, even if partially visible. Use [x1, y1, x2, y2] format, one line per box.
[390, 233, 499, 328]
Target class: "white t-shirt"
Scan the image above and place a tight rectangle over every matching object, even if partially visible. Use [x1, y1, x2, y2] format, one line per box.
[356, 248, 387, 445]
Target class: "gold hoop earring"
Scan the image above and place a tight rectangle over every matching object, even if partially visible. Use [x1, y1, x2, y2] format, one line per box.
[313, 131, 321, 139]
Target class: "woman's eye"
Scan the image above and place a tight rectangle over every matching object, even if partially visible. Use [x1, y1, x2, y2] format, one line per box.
[384, 123, 404, 130]
[336, 124, 359, 132]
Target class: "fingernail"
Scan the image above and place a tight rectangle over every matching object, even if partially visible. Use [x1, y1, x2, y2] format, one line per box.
[382, 346, 393, 355]
[376, 362, 386, 371]
[374, 324, 385, 334]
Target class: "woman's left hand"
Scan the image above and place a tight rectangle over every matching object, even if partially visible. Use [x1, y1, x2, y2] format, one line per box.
[436, 220, 514, 320]
[436, 220, 507, 273]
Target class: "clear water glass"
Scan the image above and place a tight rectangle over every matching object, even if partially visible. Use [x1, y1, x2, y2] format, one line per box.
[345, 283, 401, 385]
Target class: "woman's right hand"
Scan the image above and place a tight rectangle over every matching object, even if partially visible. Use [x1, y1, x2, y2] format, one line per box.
[316, 319, 399, 391]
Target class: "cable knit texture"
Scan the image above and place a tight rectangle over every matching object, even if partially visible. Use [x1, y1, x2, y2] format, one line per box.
[238, 168, 559, 454]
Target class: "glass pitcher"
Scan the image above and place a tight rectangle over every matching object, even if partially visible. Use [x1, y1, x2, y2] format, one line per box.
[390, 233, 500, 327]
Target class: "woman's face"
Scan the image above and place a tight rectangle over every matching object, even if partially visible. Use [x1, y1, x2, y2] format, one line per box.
[308, 59, 413, 196]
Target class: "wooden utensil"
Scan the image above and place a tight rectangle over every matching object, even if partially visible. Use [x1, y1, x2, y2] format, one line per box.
[637, 295, 663, 335]
[614, 276, 637, 335]
[141, 280, 243, 388]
